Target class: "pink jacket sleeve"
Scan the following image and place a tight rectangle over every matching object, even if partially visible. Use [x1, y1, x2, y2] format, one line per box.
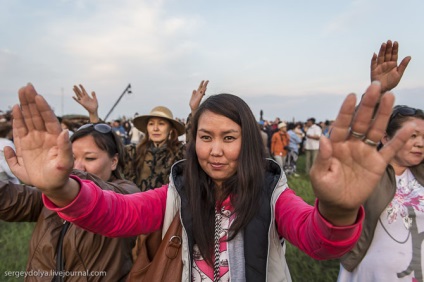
[275, 188, 364, 260]
[43, 175, 168, 237]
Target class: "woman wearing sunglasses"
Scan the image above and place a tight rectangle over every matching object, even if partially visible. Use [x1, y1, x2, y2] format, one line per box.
[73, 81, 209, 192]
[0, 123, 139, 281]
[338, 105, 424, 281]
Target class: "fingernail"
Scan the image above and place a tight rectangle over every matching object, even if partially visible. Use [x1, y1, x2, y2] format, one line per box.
[371, 81, 381, 86]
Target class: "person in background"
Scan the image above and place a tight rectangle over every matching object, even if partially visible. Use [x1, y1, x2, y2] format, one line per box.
[0, 122, 20, 184]
[271, 122, 290, 168]
[129, 116, 144, 145]
[6, 80, 414, 281]
[287, 122, 302, 155]
[322, 120, 333, 138]
[57, 117, 75, 137]
[263, 119, 274, 153]
[112, 119, 127, 144]
[304, 117, 322, 174]
[294, 121, 306, 153]
[128, 105, 186, 190]
[286, 122, 303, 176]
[122, 120, 132, 145]
[258, 120, 271, 158]
[1, 122, 139, 281]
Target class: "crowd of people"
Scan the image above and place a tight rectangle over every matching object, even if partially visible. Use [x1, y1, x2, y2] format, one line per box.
[0, 39, 423, 282]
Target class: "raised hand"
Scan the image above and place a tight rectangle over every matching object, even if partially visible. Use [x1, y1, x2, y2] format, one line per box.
[189, 80, 209, 115]
[9, 84, 77, 203]
[310, 81, 414, 226]
[370, 40, 411, 93]
[72, 84, 100, 123]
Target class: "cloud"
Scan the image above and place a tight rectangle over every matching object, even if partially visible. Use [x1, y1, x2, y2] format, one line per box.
[0, 0, 206, 116]
[49, 1, 201, 63]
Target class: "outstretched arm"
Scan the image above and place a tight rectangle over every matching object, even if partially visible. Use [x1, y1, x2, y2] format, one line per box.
[310, 81, 415, 226]
[370, 40, 411, 93]
[7, 84, 79, 207]
[72, 84, 100, 123]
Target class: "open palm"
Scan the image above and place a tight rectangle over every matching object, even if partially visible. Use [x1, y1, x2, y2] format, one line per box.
[370, 40, 411, 93]
[8, 84, 74, 191]
[73, 84, 99, 115]
[310, 82, 414, 225]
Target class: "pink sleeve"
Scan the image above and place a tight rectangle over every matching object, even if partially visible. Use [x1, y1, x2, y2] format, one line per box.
[42, 175, 167, 237]
[275, 188, 364, 260]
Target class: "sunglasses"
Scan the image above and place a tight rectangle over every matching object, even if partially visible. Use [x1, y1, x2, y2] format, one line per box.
[77, 123, 112, 134]
[390, 106, 424, 121]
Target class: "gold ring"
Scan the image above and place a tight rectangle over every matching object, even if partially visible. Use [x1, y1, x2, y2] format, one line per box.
[364, 138, 379, 147]
[350, 130, 365, 139]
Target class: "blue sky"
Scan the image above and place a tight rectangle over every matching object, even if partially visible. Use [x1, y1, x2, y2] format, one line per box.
[1, 0, 423, 122]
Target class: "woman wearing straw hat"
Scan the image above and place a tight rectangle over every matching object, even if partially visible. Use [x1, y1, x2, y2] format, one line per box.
[126, 105, 186, 191]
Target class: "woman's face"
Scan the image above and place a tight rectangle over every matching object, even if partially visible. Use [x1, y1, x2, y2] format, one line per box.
[147, 117, 172, 146]
[72, 135, 118, 181]
[384, 118, 424, 171]
[196, 110, 242, 187]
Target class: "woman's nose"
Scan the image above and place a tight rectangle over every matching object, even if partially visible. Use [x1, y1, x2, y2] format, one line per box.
[73, 160, 85, 171]
[416, 136, 424, 148]
[209, 142, 224, 157]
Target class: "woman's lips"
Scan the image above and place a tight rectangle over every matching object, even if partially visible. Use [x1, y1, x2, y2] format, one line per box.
[210, 162, 225, 169]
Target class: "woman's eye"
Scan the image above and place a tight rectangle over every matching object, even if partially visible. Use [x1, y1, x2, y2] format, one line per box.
[200, 135, 211, 141]
[224, 136, 235, 141]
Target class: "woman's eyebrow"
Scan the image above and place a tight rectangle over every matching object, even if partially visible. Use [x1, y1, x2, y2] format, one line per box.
[197, 128, 240, 134]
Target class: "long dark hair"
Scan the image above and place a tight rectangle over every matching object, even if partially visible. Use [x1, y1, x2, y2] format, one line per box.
[184, 93, 266, 265]
[387, 106, 424, 138]
[70, 124, 125, 179]
[378, 105, 424, 150]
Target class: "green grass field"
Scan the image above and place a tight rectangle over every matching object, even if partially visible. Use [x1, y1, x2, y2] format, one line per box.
[285, 155, 340, 281]
[0, 155, 340, 282]
[0, 221, 35, 282]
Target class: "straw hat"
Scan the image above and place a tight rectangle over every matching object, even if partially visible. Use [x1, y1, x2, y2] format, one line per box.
[133, 106, 185, 136]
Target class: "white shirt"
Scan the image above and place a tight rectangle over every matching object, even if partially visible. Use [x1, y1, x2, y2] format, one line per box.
[304, 124, 321, 150]
[0, 138, 20, 184]
[338, 169, 424, 281]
